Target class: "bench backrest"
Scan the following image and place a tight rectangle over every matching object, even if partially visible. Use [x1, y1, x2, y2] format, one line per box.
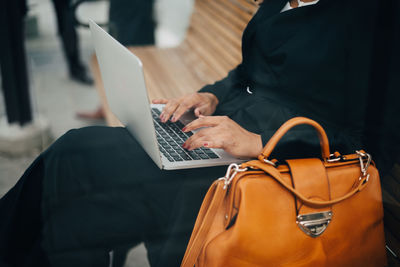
[184, 0, 258, 76]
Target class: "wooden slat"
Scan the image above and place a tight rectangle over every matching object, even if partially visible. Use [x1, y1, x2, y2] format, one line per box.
[190, 12, 242, 56]
[193, 5, 243, 46]
[210, 0, 253, 26]
[229, 0, 259, 14]
[132, 48, 185, 99]
[177, 43, 222, 85]
[196, 0, 246, 37]
[216, 0, 257, 20]
[186, 26, 239, 69]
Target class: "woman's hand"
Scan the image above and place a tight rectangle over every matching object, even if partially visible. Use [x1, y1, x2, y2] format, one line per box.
[182, 116, 263, 158]
[152, 92, 219, 123]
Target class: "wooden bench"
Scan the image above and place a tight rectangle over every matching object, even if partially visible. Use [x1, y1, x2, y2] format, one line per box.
[89, 0, 258, 126]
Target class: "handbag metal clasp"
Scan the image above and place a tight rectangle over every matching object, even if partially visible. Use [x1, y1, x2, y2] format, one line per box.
[297, 211, 332, 238]
[356, 150, 371, 184]
[219, 163, 248, 190]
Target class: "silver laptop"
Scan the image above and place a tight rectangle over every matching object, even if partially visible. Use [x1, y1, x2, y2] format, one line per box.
[89, 20, 244, 170]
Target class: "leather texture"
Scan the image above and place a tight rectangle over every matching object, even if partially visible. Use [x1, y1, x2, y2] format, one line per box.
[181, 117, 387, 267]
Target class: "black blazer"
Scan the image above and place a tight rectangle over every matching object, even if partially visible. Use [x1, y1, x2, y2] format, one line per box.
[200, 0, 378, 156]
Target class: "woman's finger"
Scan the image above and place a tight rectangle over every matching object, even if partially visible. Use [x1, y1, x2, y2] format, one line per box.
[183, 128, 218, 150]
[161, 100, 180, 122]
[194, 104, 209, 117]
[194, 108, 202, 117]
[184, 127, 209, 145]
[183, 116, 227, 132]
[185, 136, 209, 150]
[171, 99, 195, 122]
[203, 140, 224, 149]
[187, 136, 225, 151]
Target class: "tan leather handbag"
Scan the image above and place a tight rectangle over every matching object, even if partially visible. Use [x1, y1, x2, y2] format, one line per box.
[181, 117, 387, 267]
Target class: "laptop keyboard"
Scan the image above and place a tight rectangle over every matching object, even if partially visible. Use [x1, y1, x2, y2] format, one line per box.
[151, 108, 220, 162]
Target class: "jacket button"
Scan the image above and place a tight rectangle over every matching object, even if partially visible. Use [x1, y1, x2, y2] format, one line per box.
[246, 86, 253, 94]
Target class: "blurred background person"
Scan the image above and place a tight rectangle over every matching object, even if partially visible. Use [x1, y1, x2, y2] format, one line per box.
[52, 0, 93, 84]
[0, 0, 33, 126]
[108, 0, 156, 47]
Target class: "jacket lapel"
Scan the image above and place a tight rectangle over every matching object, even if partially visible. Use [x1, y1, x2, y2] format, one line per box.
[243, 0, 287, 38]
[258, 0, 326, 54]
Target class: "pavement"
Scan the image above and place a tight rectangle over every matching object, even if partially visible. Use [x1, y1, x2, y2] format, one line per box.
[0, 0, 149, 265]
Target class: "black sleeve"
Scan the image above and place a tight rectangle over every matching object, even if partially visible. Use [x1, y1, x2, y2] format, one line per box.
[198, 64, 245, 103]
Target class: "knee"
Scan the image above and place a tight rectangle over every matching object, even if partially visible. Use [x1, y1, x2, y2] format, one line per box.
[51, 127, 95, 152]
[44, 126, 128, 157]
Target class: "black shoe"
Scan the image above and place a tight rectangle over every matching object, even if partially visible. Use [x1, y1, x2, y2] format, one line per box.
[70, 67, 94, 85]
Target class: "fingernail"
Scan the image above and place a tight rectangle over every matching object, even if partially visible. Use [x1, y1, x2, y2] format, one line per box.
[182, 143, 187, 149]
[203, 142, 209, 147]
[182, 127, 187, 132]
[171, 116, 176, 122]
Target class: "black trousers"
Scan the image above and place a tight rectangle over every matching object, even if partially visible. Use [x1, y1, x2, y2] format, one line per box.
[0, 0, 32, 125]
[0, 126, 226, 267]
[108, 0, 155, 46]
[52, 0, 83, 72]
[0, 90, 359, 266]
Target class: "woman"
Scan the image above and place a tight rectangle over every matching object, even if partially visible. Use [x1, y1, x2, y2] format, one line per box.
[0, 0, 378, 266]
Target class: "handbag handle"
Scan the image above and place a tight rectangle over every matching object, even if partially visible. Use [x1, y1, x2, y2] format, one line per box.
[259, 117, 331, 161]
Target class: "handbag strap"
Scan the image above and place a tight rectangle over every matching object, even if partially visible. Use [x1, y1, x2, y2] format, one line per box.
[259, 117, 331, 161]
[243, 160, 369, 207]
[181, 180, 226, 267]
